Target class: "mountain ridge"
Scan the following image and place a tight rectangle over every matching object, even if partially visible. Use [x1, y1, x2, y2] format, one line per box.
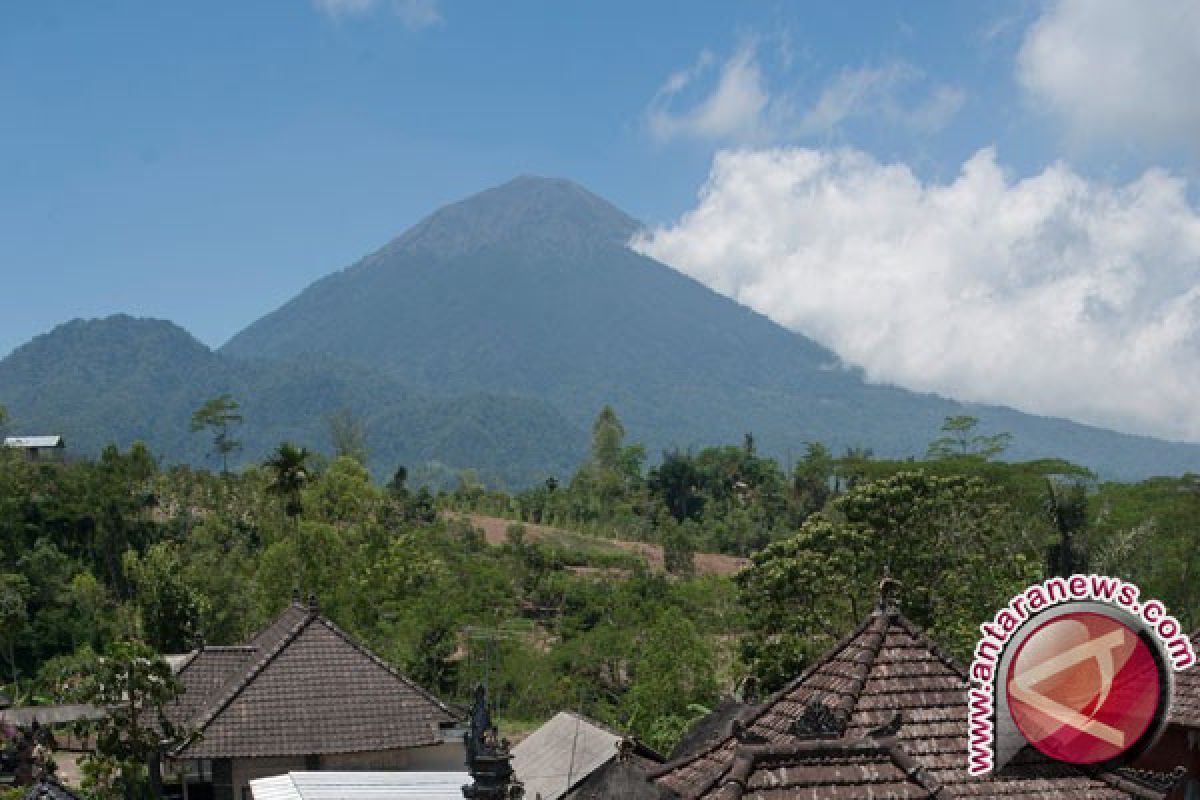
[218, 175, 1200, 480]
[6, 177, 1200, 482]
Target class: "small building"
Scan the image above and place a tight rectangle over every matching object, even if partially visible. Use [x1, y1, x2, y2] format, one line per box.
[511, 711, 667, 800]
[3, 436, 65, 463]
[650, 588, 1177, 799]
[164, 598, 466, 800]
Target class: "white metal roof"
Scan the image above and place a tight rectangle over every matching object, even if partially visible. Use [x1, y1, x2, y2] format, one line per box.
[3, 436, 64, 448]
[249, 772, 468, 800]
[511, 712, 622, 800]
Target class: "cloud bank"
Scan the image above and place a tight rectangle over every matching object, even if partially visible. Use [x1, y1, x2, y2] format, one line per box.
[1018, 0, 1200, 150]
[634, 148, 1200, 442]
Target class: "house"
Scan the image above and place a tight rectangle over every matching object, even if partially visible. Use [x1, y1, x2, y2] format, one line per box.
[2, 436, 65, 463]
[164, 597, 466, 800]
[1136, 631, 1200, 799]
[248, 771, 468, 800]
[649, 587, 1177, 799]
[511, 711, 667, 800]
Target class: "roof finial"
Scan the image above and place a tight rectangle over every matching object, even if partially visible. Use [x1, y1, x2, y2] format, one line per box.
[877, 566, 901, 616]
[307, 592, 319, 613]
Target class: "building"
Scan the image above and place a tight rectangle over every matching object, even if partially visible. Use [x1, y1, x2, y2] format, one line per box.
[649, 587, 1176, 799]
[164, 597, 466, 800]
[511, 711, 667, 800]
[2, 436, 65, 463]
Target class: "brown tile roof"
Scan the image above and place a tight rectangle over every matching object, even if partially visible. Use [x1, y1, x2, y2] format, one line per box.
[171, 602, 462, 759]
[651, 608, 1166, 799]
[168, 646, 257, 727]
[1167, 632, 1200, 728]
[705, 736, 943, 800]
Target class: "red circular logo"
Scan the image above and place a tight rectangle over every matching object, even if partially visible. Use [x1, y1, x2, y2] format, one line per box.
[1006, 611, 1163, 765]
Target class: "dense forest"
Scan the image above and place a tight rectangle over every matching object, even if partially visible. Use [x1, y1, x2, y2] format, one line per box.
[2, 398, 1199, 783]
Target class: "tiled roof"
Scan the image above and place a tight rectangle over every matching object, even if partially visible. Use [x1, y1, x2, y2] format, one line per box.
[22, 779, 81, 800]
[172, 602, 462, 759]
[1167, 632, 1200, 728]
[168, 646, 257, 727]
[706, 736, 943, 799]
[651, 608, 1166, 799]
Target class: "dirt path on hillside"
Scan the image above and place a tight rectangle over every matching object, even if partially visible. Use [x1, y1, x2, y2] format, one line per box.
[446, 512, 749, 577]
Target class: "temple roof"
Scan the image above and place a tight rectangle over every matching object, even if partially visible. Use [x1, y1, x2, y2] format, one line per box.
[650, 606, 1166, 799]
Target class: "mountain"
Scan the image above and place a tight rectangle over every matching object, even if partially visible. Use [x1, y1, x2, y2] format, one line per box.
[0, 315, 583, 486]
[222, 176, 1200, 480]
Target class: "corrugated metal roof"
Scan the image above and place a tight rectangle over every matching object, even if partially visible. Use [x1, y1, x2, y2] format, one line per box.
[249, 772, 468, 800]
[511, 712, 623, 800]
[4, 436, 64, 448]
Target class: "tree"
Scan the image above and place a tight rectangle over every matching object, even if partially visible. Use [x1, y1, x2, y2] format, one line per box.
[189, 395, 243, 474]
[264, 442, 311, 522]
[327, 408, 368, 466]
[649, 450, 704, 522]
[58, 640, 190, 800]
[926, 415, 1012, 461]
[737, 470, 1040, 689]
[621, 607, 717, 753]
[123, 544, 201, 653]
[0, 573, 30, 686]
[661, 518, 696, 576]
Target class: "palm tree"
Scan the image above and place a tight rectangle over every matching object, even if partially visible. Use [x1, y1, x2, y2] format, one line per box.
[264, 442, 311, 524]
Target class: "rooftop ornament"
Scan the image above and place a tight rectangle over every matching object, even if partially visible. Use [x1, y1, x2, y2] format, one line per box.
[462, 685, 523, 800]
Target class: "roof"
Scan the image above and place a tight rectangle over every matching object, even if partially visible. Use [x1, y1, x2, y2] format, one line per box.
[512, 711, 661, 800]
[21, 779, 81, 800]
[707, 736, 944, 799]
[670, 699, 757, 762]
[167, 646, 257, 727]
[3, 436, 63, 449]
[249, 771, 469, 800]
[1167, 631, 1200, 727]
[171, 601, 462, 759]
[651, 607, 1167, 800]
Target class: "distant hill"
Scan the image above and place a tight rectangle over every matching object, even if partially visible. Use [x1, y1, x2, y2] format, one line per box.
[0, 315, 583, 486]
[221, 176, 1200, 480]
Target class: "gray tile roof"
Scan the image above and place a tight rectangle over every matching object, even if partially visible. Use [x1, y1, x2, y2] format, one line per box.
[171, 602, 462, 759]
[512, 711, 660, 800]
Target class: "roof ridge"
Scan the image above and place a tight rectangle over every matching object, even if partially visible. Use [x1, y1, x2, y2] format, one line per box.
[891, 612, 969, 679]
[714, 736, 944, 800]
[310, 615, 463, 724]
[174, 606, 317, 754]
[553, 710, 665, 762]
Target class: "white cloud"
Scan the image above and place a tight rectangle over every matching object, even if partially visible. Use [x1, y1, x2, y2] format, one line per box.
[798, 63, 965, 137]
[1017, 0, 1200, 149]
[647, 44, 773, 143]
[646, 44, 963, 144]
[393, 0, 442, 30]
[312, 0, 442, 29]
[634, 147, 1200, 442]
[312, 0, 379, 17]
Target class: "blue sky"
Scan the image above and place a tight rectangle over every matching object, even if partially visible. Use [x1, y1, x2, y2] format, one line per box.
[4, 1, 1200, 441]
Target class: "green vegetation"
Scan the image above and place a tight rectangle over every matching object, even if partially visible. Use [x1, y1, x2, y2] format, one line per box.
[0, 406, 1198, 766]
